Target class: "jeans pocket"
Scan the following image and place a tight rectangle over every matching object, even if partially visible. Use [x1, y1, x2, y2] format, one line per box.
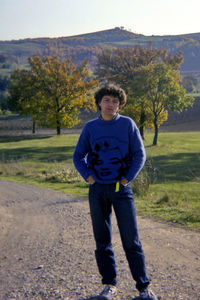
[118, 183, 133, 196]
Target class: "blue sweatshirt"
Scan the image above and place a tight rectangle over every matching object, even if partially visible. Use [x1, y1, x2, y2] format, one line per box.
[73, 114, 146, 184]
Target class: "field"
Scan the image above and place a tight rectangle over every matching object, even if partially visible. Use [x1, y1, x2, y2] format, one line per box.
[0, 131, 199, 230]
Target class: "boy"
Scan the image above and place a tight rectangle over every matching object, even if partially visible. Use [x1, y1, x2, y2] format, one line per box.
[73, 84, 157, 300]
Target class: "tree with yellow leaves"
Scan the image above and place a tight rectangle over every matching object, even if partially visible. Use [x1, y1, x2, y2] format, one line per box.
[8, 56, 98, 135]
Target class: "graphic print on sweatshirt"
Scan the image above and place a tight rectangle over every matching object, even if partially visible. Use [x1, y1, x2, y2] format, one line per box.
[89, 136, 129, 181]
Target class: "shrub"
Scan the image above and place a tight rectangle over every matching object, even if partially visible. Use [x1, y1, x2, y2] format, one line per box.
[131, 158, 158, 196]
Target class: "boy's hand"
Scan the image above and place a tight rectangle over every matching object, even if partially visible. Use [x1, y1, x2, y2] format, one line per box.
[87, 175, 96, 185]
[120, 178, 128, 186]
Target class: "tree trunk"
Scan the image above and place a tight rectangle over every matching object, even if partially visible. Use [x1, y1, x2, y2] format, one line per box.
[153, 118, 158, 146]
[139, 126, 144, 140]
[56, 116, 61, 135]
[56, 97, 61, 135]
[139, 110, 146, 140]
[56, 125, 61, 135]
[32, 121, 36, 134]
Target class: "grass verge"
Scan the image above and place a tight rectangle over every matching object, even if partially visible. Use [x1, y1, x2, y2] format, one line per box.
[0, 132, 199, 230]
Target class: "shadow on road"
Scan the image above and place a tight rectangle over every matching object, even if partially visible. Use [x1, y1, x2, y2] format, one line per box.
[79, 297, 140, 300]
[79, 296, 110, 300]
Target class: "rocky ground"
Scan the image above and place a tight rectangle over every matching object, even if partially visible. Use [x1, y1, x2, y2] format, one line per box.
[0, 180, 199, 300]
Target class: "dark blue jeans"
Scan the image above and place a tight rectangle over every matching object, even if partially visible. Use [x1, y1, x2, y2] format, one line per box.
[89, 182, 150, 291]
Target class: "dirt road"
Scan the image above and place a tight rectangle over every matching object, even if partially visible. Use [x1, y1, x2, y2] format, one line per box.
[0, 180, 199, 299]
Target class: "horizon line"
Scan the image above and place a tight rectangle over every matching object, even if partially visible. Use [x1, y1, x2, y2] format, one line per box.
[1, 27, 200, 42]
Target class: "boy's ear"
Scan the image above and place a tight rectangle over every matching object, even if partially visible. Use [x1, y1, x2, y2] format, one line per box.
[98, 100, 102, 110]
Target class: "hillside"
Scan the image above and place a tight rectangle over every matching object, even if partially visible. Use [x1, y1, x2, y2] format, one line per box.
[1, 27, 200, 76]
[160, 96, 200, 132]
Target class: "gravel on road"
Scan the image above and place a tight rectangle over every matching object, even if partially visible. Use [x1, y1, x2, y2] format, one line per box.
[0, 180, 199, 299]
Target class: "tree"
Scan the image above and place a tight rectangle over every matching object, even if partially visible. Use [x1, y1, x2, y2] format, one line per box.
[137, 63, 194, 145]
[182, 74, 198, 93]
[8, 56, 98, 135]
[95, 46, 175, 138]
[0, 76, 10, 92]
[95, 46, 193, 144]
[0, 76, 10, 113]
[8, 69, 39, 132]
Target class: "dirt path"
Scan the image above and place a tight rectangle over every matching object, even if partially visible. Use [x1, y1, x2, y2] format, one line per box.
[0, 180, 199, 300]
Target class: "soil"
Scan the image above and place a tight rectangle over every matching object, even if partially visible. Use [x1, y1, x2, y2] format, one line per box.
[0, 180, 199, 300]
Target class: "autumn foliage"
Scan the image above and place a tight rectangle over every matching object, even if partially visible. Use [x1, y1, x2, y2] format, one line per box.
[8, 56, 98, 134]
[96, 46, 194, 145]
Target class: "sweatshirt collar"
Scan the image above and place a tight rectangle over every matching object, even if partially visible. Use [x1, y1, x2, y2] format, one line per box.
[98, 113, 120, 124]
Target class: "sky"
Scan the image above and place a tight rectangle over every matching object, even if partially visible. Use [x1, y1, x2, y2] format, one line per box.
[0, 0, 200, 41]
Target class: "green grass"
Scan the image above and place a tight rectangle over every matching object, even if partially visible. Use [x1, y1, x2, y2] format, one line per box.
[137, 132, 200, 230]
[187, 93, 200, 97]
[0, 134, 89, 194]
[0, 132, 200, 230]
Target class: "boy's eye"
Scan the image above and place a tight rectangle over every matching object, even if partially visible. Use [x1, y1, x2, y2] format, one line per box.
[103, 99, 119, 105]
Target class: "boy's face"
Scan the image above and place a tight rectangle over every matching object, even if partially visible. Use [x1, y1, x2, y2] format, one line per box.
[99, 95, 120, 119]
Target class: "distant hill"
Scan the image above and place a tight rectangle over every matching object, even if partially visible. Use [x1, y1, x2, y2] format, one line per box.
[1, 27, 200, 77]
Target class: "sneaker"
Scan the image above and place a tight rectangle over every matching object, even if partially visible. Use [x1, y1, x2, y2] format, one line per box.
[99, 285, 117, 299]
[139, 288, 158, 300]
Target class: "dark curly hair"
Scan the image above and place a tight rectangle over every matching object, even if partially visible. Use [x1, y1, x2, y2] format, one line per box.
[94, 84, 127, 110]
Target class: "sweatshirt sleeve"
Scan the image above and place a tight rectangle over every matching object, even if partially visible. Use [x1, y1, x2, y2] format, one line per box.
[124, 120, 146, 182]
[73, 125, 91, 182]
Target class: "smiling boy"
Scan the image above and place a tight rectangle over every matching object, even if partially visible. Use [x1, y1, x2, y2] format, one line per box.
[73, 84, 157, 300]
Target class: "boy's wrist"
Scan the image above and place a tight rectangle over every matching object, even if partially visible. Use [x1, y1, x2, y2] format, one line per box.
[120, 178, 128, 186]
[87, 175, 95, 184]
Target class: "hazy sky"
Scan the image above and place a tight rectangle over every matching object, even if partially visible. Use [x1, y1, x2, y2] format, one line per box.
[0, 0, 200, 41]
